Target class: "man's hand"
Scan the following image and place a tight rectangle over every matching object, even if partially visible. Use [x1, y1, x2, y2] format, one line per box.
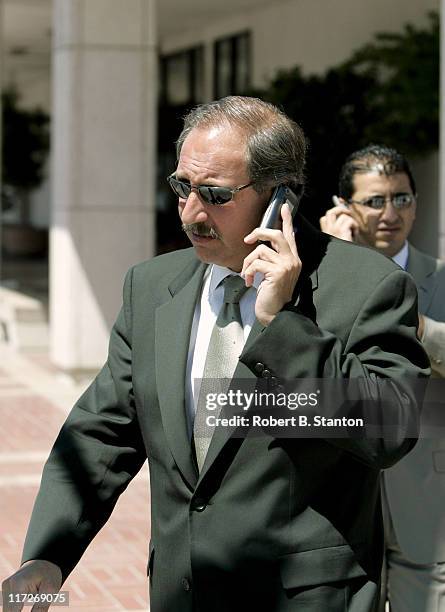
[319, 204, 358, 242]
[418, 314, 445, 377]
[418, 313, 425, 340]
[320, 201, 380, 248]
[2, 560, 62, 612]
[242, 203, 301, 326]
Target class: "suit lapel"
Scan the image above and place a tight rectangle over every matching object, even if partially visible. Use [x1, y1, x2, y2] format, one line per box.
[407, 244, 437, 313]
[155, 257, 206, 488]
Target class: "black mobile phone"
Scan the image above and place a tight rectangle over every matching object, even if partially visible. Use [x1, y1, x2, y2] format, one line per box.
[259, 184, 302, 230]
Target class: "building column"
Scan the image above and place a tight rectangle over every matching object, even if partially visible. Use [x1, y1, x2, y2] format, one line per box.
[50, 0, 157, 370]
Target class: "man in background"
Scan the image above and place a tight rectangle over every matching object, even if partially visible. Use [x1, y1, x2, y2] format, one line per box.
[320, 144, 445, 612]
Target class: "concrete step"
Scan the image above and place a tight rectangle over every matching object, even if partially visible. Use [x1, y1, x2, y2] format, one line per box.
[0, 286, 48, 350]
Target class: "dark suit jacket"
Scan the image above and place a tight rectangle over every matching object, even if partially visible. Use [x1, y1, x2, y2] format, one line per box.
[384, 244, 445, 563]
[22, 218, 429, 612]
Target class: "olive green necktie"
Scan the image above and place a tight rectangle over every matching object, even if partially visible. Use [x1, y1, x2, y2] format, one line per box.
[193, 275, 249, 471]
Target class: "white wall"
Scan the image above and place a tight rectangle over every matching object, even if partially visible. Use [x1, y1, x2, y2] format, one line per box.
[3, 56, 51, 113]
[2, 0, 52, 113]
[160, 0, 439, 85]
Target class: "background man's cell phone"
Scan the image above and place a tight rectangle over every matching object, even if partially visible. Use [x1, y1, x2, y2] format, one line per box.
[332, 195, 348, 208]
[259, 184, 302, 230]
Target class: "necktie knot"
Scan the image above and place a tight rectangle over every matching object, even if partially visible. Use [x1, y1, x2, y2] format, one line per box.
[222, 275, 249, 304]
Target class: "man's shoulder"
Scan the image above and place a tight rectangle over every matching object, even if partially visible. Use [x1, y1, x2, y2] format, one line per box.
[302, 216, 401, 285]
[322, 234, 401, 279]
[123, 248, 204, 305]
[131, 247, 200, 282]
[407, 243, 445, 284]
[408, 243, 445, 270]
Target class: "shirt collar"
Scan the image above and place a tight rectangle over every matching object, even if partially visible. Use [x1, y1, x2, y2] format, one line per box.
[391, 241, 409, 270]
[209, 264, 261, 294]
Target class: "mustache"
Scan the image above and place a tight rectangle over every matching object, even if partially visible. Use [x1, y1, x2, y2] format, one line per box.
[182, 223, 221, 239]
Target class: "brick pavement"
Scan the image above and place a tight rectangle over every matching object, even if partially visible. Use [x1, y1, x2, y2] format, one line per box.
[0, 346, 151, 611]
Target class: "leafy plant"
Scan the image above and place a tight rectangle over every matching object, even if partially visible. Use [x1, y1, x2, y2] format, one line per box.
[344, 10, 439, 155]
[1, 87, 50, 221]
[251, 11, 439, 224]
[251, 67, 380, 221]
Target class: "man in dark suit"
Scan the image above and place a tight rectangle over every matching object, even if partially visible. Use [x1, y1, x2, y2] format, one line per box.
[320, 144, 445, 611]
[3, 100, 429, 612]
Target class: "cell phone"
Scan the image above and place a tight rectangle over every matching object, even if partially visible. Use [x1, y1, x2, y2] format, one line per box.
[259, 184, 302, 230]
[332, 195, 348, 208]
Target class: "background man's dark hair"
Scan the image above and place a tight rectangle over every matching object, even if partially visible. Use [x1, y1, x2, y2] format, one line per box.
[176, 95, 306, 193]
[338, 144, 417, 201]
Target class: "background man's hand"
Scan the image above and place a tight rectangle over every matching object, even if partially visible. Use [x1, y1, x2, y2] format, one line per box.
[418, 314, 445, 376]
[2, 560, 62, 612]
[320, 204, 358, 241]
[418, 313, 425, 339]
[320, 201, 380, 248]
[242, 203, 301, 326]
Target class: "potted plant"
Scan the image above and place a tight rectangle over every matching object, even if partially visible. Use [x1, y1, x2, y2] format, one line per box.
[1, 87, 50, 256]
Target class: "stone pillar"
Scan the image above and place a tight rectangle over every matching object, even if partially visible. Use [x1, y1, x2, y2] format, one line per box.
[440, 0, 445, 258]
[50, 0, 157, 370]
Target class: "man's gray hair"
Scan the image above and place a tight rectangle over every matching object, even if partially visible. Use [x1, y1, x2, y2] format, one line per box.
[176, 96, 306, 193]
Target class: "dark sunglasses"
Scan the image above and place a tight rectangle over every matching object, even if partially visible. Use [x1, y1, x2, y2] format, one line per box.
[348, 193, 416, 210]
[167, 174, 254, 205]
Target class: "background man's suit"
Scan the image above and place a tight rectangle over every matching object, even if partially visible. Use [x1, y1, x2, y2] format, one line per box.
[383, 244, 445, 568]
[21, 218, 429, 612]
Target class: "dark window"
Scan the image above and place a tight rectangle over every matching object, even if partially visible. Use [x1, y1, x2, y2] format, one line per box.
[160, 46, 204, 106]
[158, 47, 205, 254]
[214, 32, 251, 98]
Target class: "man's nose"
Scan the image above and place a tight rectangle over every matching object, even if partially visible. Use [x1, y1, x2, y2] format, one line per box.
[380, 201, 400, 223]
[179, 191, 209, 225]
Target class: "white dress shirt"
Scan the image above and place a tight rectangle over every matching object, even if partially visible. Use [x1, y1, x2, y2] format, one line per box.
[185, 265, 260, 437]
[391, 241, 409, 270]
